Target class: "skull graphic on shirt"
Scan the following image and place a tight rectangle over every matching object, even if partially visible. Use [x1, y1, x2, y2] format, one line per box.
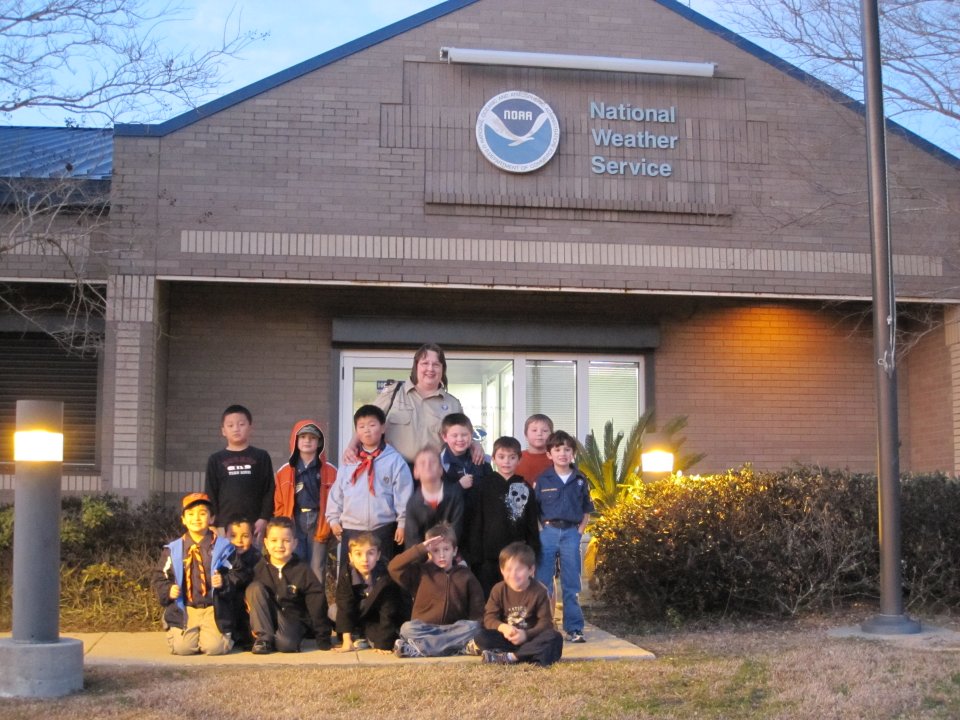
[505, 481, 530, 522]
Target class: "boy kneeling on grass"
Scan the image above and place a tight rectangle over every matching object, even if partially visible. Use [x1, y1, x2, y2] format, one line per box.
[246, 516, 333, 654]
[388, 522, 484, 657]
[475, 541, 563, 666]
[152, 492, 249, 656]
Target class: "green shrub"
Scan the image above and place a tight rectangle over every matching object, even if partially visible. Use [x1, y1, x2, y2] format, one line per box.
[0, 494, 181, 631]
[592, 466, 960, 619]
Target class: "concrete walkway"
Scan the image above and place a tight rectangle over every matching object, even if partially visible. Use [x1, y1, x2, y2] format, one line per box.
[58, 623, 654, 667]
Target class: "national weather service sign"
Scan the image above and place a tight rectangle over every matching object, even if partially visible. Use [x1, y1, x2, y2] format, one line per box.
[475, 91, 560, 173]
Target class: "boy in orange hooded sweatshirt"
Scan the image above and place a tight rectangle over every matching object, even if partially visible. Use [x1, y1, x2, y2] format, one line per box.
[274, 421, 338, 589]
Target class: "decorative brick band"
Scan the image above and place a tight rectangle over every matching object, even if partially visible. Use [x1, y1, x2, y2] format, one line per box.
[180, 230, 941, 277]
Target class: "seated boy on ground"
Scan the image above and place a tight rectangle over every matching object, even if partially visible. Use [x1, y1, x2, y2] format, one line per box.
[475, 541, 563, 667]
[227, 516, 261, 650]
[151, 492, 247, 656]
[245, 516, 333, 654]
[388, 522, 484, 657]
[404, 446, 465, 549]
[335, 532, 404, 653]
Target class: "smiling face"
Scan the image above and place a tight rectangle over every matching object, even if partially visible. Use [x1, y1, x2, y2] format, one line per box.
[548, 441, 576, 472]
[349, 542, 381, 576]
[264, 525, 297, 566]
[415, 350, 444, 391]
[442, 424, 473, 455]
[181, 504, 214, 540]
[221, 412, 251, 450]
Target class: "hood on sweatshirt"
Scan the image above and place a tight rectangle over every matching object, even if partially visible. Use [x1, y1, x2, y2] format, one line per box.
[287, 419, 329, 469]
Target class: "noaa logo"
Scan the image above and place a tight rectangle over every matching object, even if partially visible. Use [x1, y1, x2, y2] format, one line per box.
[476, 91, 560, 173]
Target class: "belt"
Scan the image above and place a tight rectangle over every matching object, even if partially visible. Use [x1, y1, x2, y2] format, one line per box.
[544, 519, 576, 529]
[299, 507, 318, 513]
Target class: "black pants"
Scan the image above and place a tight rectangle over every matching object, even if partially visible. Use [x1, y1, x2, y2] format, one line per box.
[475, 627, 564, 667]
[245, 581, 313, 652]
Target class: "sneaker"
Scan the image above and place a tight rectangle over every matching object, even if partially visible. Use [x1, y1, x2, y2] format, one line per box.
[566, 630, 586, 643]
[393, 638, 423, 658]
[461, 639, 481, 656]
[315, 636, 332, 651]
[482, 649, 517, 665]
[251, 638, 275, 655]
[353, 638, 371, 650]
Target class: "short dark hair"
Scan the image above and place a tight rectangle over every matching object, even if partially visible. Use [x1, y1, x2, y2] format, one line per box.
[499, 541, 536, 570]
[222, 404, 252, 424]
[425, 522, 457, 546]
[410, 343, 449, 388]
[493, 436, 522, 457]
[524, 414, 554, 433]
[440, 412, 473, 435]
[546, 430, 577, 452]
[266, 516, 295, 533]
[348, 532, 381, 552]
[226, 516, 253, 531]
[354, 404, 386, 426]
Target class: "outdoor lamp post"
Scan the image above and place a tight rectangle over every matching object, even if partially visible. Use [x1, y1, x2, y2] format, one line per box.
[0, 400, 83, 698]
[641, 434, 674, 475]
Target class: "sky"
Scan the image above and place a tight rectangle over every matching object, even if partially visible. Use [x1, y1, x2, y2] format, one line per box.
[5, 0, 956, 156]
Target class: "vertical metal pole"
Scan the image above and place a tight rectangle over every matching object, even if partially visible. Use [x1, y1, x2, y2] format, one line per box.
[858, 0, 920, 635]
[12, 400, 64, 643]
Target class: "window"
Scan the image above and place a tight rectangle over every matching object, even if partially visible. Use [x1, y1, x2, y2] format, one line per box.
[340, 351, 644, 456]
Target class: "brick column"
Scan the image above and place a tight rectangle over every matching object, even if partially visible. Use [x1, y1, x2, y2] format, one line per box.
[100, 275, 160, 499]
[946, 306, 960, 475]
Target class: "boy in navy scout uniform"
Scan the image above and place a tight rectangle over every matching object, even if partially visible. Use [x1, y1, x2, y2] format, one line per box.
[534, 430, 595, 643]
[152, 492, 247, 655]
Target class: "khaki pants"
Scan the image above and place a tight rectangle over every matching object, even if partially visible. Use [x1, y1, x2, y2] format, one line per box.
[166, 605, 233, 656]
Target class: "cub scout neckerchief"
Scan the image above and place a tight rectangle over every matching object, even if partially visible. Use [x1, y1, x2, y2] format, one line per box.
[184, 532, 213, 603]
[351, 439, 385, 495]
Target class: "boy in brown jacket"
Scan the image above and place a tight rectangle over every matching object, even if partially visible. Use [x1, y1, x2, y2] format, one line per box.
[387, 522, 484, 657]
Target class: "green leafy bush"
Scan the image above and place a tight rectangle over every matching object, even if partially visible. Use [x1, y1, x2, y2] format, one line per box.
[0, 494, 181, 631]
[592, 466, 960, 619]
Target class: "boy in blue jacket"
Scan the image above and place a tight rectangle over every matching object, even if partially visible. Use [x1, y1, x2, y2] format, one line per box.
[152, 492, 248, 655]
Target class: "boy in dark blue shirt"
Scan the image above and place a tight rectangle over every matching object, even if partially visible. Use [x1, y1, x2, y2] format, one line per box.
[534, 430, 595, 644]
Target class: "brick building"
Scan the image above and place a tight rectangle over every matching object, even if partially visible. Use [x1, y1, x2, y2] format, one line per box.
[3, 0, 959, 500]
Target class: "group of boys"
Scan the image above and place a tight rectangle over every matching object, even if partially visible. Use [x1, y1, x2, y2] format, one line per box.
[152, 403, 594, 667]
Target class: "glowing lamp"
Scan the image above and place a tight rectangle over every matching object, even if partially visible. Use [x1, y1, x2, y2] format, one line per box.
[14, 430, 64, 462]
[641, 434, 674, 474]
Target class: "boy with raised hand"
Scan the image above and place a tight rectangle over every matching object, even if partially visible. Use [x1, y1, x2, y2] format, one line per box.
[273, 420, 338, 586]
[204, 404, 275, 543]
[439, 412, 491, 492]
[327, 405, 413, 568]
[468, 436, 541, 596]
[404, 446, 465, 549]
[475, 541, 563, 666]
[334, 532, 404, 653]
[515, 413, 554, 487]
[388, 522, 484, 657]
[535, 429, 595, 644]
[152, 492, 246, 656]
[246, 516, 333, 654]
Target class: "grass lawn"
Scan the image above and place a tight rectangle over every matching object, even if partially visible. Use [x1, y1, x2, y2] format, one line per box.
[2, 609, 959, 719]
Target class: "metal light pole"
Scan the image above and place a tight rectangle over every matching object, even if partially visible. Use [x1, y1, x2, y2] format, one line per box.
[0, 400, 84, 697]
[858, 0, 920, 635]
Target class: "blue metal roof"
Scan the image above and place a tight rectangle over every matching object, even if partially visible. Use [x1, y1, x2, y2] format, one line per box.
[0, 126, 113, 180]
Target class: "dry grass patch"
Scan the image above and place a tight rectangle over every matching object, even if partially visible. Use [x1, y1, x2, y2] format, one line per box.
[2, 613, 960, 719]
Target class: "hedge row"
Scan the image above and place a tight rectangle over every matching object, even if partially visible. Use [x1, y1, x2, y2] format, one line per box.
[591, 467, 960, 618]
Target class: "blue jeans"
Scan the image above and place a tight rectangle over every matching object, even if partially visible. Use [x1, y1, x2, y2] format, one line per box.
[399, 619, 480, 656]
[535, 524, 584, 634]
[295, 510, 327, 583]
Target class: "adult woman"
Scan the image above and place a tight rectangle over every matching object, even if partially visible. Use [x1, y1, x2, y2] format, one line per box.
[344, 343, 482, 465]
